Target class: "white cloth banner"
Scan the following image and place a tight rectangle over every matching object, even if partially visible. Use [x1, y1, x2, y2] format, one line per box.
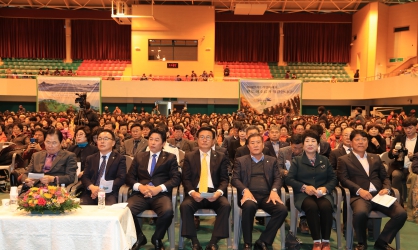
[239, 79, 302, 115]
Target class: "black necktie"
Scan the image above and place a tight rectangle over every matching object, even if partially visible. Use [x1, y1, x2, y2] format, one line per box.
[95, 156, 107, 186]
[133, 140, 140, 153]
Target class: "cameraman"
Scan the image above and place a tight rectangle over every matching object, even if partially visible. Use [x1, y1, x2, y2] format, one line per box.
[75, 102, 99, 130]
[388, 117, 418, 204]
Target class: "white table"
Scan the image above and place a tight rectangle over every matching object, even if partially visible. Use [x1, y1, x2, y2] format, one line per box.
[0, 205, 137, 250]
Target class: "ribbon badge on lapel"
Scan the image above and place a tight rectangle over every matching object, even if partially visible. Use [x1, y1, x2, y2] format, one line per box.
[320, 165, 325, 169]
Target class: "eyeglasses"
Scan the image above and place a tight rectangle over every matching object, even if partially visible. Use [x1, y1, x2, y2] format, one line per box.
[199, 135, 213, 141]
[45, 141, 59, 146]
[97, 137, 113, 142]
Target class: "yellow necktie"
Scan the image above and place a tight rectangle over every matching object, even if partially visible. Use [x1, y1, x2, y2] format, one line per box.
[199, 153, 208, 193]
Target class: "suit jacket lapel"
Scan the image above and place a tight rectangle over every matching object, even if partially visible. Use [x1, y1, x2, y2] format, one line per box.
[153, 151, 165, 173]
[348, 152, 369, 176]
[105, 152, 115, 176]
[367, 154, 376, 176]
[210, 151, 217, 177]
[263, 157, 272, 186]
[245, 156, 252, 185]
[195, 150, 202, 178]
[142, 151, 151, 177]
[49, 150, 63, 171]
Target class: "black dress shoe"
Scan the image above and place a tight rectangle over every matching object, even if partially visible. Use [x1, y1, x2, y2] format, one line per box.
[153, 239, 165, 250]
[354, 243, 366, 250]
[191, 243, 203, 250]
[254, 240, 268, 250]
[205, 243, 219, 250]
[243, 243, 252, 250]
[374, 240, 395, 250]
[131, 234, 147, 250]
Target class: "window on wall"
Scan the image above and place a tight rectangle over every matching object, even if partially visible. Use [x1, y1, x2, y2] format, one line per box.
[148, 39, 198, 61]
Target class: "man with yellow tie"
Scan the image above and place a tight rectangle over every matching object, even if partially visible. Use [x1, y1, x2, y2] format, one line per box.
[180, 127, 231, 250]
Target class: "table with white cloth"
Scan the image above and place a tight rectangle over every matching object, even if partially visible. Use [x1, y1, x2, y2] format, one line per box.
[0, 205, 137, 250]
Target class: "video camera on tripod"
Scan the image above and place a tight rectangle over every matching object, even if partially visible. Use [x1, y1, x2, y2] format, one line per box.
[75, 92, 87, 109]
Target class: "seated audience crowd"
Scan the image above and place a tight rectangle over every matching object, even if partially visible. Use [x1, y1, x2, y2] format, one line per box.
[0, 104, 414, 250]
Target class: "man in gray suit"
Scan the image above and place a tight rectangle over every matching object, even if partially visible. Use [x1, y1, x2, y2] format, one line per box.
[167, 125, 193, 153]
[121, 123, 148, 156]
[22, 128, 77, 187]
[277, 134, 304, 177]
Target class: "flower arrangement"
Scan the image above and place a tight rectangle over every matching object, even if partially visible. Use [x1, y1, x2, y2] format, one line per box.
[18, 186, 81, 214]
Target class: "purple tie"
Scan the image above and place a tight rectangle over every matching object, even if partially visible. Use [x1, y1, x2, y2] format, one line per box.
[95, 156, 107, 186]
[44, 154, 55, 173]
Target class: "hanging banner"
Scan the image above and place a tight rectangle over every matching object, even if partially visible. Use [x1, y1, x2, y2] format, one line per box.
[239, 79, 302, 115]
[37, 77, 101, 113]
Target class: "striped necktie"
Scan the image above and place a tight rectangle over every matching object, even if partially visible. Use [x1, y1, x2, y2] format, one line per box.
[95, 156, 107, 186]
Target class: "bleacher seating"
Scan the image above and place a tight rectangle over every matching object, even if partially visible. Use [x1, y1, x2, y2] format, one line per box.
[76, 60, 130, 78]
[268, 62, 351, 82]
[0, 58, 82, 77]
[218, 62, 273, 79]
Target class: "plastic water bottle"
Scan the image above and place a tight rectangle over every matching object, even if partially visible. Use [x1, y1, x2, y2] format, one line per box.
[98, 186, 105, 209]
[9, 186, 18, 212]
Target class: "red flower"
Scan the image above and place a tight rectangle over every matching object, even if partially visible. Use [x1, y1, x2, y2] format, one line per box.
[37, 197, 47, 206]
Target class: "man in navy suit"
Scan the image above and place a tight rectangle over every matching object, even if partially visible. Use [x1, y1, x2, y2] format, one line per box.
[180, 127, 231, 250]
[81, 129, 126, 205]
[337, 130, 406, 250]
[126, 128, 181, 250]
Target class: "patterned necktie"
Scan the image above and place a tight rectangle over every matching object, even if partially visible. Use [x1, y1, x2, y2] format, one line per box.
[95, 156, 107, 186]
[199, 153, 209, 193]
[43, 154, 55, 173]
[310, 159, 315, 166]
[148, 154, 157, 186]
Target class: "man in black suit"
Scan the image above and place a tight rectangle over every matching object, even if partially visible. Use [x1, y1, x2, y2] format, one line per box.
[264, 125, 289, 158]
[232, 134, 288, 250]
[310, 124, 331, 158]
[180, 127, 231, 250]
[337, 130, 407, 250]
[126, 128, 181, 250]
[388, 117, 418, 203]
[234, 125, 272, 160]
[329, 127, 354, 170]
[81, 129, 126, 205]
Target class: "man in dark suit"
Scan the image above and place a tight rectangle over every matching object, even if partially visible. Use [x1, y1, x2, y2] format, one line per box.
[180, 127, 231, 250]
[221, 121, 241, 151]
[232, 134, 288, 250]
[388, 117, 418, 203]
[234, 125, 272, 160]
[81, 129, 126, 205]
[277, 134, 304, 177]
[329, 127, 354, 170]
[167, 125, 193, 153]
[310, 124, 331, 158]
[22, 128, 77, 187]
[264, 125, 289, 158]
[337, 130, 407, 250]
[121, 123, 148, 156]
[126, 128, 181, 250]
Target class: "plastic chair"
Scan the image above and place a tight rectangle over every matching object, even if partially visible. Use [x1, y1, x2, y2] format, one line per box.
[289, 187, 344, 250]
[344, 188, 401, 250]
[232, 186, 290, 250]
[178, 185, 232, 249]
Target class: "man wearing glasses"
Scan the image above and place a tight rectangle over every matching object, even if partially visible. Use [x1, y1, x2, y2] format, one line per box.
[180, 127, 230, 250]
[127, 128, 181, 250]
[22, 128, 77, 188]
[80, 129, 126, 205]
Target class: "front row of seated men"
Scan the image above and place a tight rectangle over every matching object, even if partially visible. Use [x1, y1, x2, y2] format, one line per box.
[21, 127, 406, 250]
